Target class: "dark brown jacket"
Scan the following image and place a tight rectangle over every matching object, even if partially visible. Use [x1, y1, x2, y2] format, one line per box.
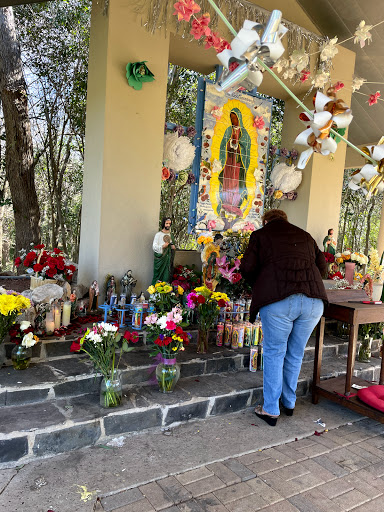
[240, 219, 327, 322]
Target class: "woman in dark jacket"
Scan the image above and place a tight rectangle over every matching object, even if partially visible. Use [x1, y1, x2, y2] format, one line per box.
[240, 209, 327, 426]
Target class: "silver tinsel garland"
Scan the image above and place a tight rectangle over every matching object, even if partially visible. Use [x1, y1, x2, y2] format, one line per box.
[134, 0, 326, 56]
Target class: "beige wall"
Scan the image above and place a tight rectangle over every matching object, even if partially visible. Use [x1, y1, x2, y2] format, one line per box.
[78, 0, 169, 295]
[280, 45, 356, 249]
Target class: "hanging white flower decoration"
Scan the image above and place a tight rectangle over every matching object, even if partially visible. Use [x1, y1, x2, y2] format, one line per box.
[312, 70, 330, 89]
[289, 49, 309, 73]
[351, 76, 367, 92]
[320, 37, 338, 62]
[283, 68, 296, 80]
[354, 20, 373, 48]
[163, 133, 196, 171]
[273, 57, 289, 74]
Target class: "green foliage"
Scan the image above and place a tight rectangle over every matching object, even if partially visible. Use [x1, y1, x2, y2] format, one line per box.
[337, 169, 383, 254]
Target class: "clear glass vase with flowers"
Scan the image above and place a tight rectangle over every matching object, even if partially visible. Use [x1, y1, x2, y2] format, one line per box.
[11, 331, 40, 370]
[186, 286, 229, 353]
[144, 306, 190, 392]
[78, 323, 138, 407]
[0, 291, 31, 368]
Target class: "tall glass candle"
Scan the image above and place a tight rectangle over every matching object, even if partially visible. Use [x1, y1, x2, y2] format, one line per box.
[45, 310, 55, 335]
[53, 303, 61, 329]
[62, 301, 71, 327]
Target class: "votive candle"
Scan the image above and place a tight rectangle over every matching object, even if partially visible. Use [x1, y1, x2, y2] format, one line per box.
[62, 301, 71, 327]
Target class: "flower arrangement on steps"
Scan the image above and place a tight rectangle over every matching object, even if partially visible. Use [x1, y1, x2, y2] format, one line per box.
[144, 306, 190, 393]
[186, 286, 229, 353]
[0, 291, 31, 369]
[11, 331, 40, 370]
[76, 323, 138, 408]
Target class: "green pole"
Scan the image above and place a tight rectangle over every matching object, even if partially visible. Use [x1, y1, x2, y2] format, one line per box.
[205, 0, 377, 166]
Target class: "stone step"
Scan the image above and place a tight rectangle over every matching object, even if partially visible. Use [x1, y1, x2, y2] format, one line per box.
[0, 334, 382, 408]
[0, 355, 382, 467]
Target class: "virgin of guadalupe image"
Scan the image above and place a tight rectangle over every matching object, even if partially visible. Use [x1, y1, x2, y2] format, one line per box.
[209, 99, 258, 228]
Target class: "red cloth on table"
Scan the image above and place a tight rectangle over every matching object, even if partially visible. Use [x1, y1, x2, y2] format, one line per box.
[357, 385, 384, 412]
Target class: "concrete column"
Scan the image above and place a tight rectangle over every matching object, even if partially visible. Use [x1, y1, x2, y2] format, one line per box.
[377, 198, 384, 256]
[78, 0, 169, 294]
[279, 46, 356, 249]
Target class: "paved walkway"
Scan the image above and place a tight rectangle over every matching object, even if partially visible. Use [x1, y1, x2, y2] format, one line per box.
[97, 418, 384, 512]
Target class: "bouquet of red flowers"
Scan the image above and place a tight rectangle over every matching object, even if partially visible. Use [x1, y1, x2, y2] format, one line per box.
[15, 244, 77, 281]
[171, 265, 201, 292]
[323, 252, 335, 263]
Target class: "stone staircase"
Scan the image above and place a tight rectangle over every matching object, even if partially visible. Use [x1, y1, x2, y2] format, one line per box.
[0, 328, 382, 467]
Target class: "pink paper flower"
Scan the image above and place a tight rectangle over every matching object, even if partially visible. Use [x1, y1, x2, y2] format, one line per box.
[300, 70, 311, 82]
[173, 0, 200, 22]
[334, 81, 344, 91]
[368, 91, 381, 106]
[229, 61, 240, 72]
[215, 38, 231, 54]
[253, 116, 265, 130]
[190, 13, 210, 40]
[204, 31, 222, 50]
[207, 219, 216, 231]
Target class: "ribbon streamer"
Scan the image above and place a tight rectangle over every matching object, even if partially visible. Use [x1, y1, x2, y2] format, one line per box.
[348, 143, 384, 198]
[216, 10, 288, 94]
[295, 87, 353, 169]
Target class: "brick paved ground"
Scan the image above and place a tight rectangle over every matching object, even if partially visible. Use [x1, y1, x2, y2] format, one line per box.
[96, 418, 384, 512]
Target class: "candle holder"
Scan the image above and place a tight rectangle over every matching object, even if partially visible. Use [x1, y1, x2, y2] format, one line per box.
[45, 309, 55, 335]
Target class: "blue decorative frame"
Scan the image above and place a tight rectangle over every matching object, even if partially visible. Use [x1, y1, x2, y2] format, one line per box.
[188, 70, 273, 233]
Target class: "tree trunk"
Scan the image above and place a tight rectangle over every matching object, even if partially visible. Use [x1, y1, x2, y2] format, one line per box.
[0, 7, 40, 257]
[364, 197, 376, 256]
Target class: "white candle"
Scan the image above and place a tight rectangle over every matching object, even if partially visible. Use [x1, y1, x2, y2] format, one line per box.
[62, 301, 71, 327]
[54, 304, 61, 329]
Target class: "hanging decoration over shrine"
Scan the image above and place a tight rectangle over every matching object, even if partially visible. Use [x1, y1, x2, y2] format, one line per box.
[348, 142, 384, 199]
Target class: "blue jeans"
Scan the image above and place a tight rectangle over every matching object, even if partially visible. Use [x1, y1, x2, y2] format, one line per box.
[259, 294, 324, 416]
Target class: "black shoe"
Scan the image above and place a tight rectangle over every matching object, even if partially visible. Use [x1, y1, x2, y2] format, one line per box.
[282, 405, 294, 416]
[254, 406, 278, 426]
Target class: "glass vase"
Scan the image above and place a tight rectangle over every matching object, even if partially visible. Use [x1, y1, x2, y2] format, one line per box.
[100, 373, 122, 408]
[156, 359, 180, 393]
[358, 337, 372, 363]
[11, 345, 32, 370]
[0, 343, 5, 369]
[197, 328, 209, 354]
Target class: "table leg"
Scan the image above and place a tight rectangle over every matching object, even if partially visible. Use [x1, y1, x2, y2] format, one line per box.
[104, 308, 108, 323]
[380, 343, 384, 385]
[345, 323, 358, 395]
[312, 316, 325, 404]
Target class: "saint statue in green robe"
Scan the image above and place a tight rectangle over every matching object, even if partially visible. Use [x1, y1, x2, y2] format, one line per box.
[323, 228, 336, 255]
[152, 217, 176, 285]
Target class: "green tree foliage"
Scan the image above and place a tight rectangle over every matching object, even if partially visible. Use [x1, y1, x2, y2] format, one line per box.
[337, 169, 382, 254]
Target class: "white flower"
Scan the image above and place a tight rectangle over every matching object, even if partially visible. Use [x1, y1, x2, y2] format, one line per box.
[163, 133, 196, 172]
[312, 71, 330, 89]
[335, 253, 341, 258]
[20, 321, 31, 331]
[289, 50, 309, 73]
[157, 316, 168, 329]
[282, 68, 296, 80]
[352, 76, 366, 92]
[273, 58, 289, 74]
[354, 20, 372, 48]
[99, 322, 118, 333]
[320, 37, 338, 62]
[87, 331, 102, 344]
[21, 331, 38, 348]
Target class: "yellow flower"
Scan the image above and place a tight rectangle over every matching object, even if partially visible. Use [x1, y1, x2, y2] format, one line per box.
[177, 285, 184, 295]
[205, 237, 213, 244]
[147, 285, 156, 294]
[197, 236, 205, 245]
[238, 254, 243, 260]
[172, 346, 178, 351]
[163, 285, 172, 293]
[273, 190, 283, 200]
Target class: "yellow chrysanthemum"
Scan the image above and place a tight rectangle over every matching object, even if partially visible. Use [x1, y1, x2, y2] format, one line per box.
[177, 285, 184, 295]
[147, 285, 156, 294]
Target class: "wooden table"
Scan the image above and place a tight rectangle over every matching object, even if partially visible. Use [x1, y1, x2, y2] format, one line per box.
[312, 292, 384, 423]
